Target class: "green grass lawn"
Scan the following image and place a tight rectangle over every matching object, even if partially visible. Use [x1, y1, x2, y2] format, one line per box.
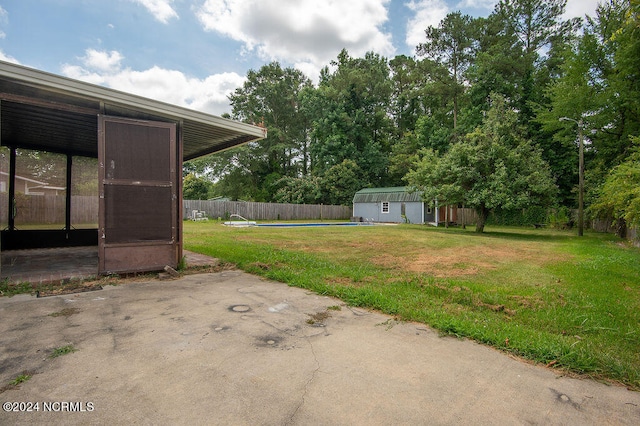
[184, 221, 640, 390]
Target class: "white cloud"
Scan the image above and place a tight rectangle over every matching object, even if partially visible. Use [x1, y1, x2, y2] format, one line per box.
[61, 49, 244, 116]
[405, 0, 600, 51]
[0, 6, 8, 39]
[195, 0, 394, 81]
[455, 0, 496, 10]
[453, 0, 598, 20]
[131, 0, 178, 23]
[293, 62, 323, 85]
[405, 0, 449, 49]
[0, 50, 20, 64]
[60, 64, 105, 85]
[564, 0, 600, 19]
[81, 49, 124, 73]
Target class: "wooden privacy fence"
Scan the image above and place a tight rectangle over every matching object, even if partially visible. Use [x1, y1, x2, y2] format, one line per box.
[184, 200, 352, 221]
[455, 208, 478, 226]
[0, 194, 98, 225]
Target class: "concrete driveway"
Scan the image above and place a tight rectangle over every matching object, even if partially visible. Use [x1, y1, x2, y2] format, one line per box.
[1, 271, 638, 425]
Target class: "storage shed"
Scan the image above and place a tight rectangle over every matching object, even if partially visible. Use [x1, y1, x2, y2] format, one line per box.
[0, 61, 265, 276]
[352, 187, 456, 225]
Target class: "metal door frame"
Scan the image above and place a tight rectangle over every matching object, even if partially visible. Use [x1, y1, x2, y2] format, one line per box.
[98, 115, 178, 274]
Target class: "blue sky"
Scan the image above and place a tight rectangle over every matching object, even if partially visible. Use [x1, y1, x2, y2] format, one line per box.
[0, 0, 599, 116]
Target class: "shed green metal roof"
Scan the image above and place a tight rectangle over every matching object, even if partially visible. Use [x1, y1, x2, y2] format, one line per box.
[353, 187, 423, 203]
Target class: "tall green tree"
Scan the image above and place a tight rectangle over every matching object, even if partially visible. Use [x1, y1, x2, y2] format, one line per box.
[416, 12, 477, 130]
[535, 33, 600, 205]
[183, 173, 213, 200]
[594, 0, 640, 167]
[388, 114, 453, 185]
[308, 50, 393, 188]
[319, 159, 365, 206]
[273, 174, 322, 205]
[537, 0, 640, 209]
[585, 0, 640, 234]
[467, 0, 576, 131]
[273, 159, 365, 206]
[495, 0, 574, 121]
[406, 94, 557, 232]
[223, 62, 312, 201]
[389, 55, 424, 138]
[389, 13, 478, 185]
[591, 136, 640, 235]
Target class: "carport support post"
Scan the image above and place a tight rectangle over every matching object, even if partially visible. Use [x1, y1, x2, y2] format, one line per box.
[65, 154, 72, 235]
[8, 147, 16, 231]
[177, 120, 184, 268]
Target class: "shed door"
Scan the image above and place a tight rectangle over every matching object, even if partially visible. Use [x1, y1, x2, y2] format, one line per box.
[98, 116, 177, 274]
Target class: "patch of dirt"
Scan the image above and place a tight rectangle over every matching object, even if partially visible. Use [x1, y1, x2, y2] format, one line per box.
[371, 253, 404, 270]
[509, 295, 543, 310]
[306, 310, 331, 325]
[36, 284, 103, 298]
[476, 301, 516, 316]
[265, 238, 388, 255]
[250, 262, 272, 271]
[372, 244, 565, 277]
[48, 307, 81, 317]
[325, 277, 361, 287]
[2, 262, 237, 298]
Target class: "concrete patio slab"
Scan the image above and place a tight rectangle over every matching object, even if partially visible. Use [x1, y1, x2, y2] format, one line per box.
[0, 271, 638, 425]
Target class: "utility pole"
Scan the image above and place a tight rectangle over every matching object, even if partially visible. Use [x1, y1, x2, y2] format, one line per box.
[559, 117, 584, 237]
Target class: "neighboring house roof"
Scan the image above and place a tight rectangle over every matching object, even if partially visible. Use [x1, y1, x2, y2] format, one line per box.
[0, 171, 65, 193]
[0, 60, 266, 160]
[353, 187, 423, 203]
[28, 184, 66, 192]
[0, 171, 47, 186]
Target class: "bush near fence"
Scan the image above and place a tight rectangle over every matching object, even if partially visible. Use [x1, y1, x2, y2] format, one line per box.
[184, 200, 352, 221]
[487, 206, 550, 227]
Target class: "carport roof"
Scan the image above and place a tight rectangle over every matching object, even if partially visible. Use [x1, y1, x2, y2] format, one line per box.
[0, 61, 266, 160]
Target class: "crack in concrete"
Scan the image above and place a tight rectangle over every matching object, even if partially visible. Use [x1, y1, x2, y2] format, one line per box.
[346, 306, 369, 316]
[286, 333, 321, 425]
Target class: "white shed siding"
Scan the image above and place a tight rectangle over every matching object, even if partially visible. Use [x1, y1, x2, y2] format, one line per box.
[353, 201, 424, 224]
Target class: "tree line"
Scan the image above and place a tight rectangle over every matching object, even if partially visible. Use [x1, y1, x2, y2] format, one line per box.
[184, 0, 640, 234]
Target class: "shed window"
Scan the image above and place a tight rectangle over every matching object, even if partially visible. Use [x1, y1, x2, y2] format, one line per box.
[381, 202, 389, 213]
